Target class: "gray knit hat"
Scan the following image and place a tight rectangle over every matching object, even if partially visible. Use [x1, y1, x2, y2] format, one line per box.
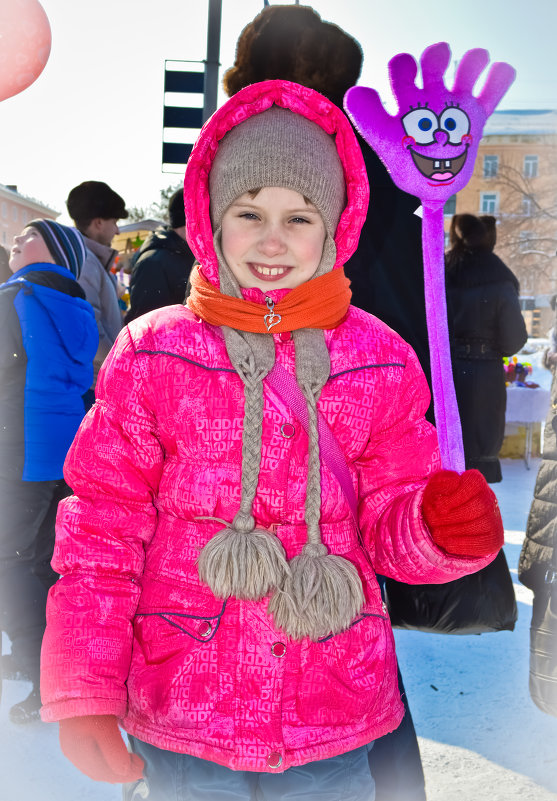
[209, 107, 345, 238]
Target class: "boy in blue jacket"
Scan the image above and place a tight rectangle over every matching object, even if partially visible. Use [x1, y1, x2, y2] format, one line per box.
[0, 220, 98, 723]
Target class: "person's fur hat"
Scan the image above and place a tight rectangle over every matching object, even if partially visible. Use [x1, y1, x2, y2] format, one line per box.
[223, 5, 362, 109]
[66, 181, 128, 228]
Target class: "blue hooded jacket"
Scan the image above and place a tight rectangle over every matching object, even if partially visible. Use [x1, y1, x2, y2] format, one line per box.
[0, 263, 98, 481]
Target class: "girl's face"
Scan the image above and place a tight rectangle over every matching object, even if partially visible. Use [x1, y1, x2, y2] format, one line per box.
[9, 227, 53, 273]
[221, 187, 326, 291]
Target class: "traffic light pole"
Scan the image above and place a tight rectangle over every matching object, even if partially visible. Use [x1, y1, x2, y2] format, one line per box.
[203, 0, 222, 123]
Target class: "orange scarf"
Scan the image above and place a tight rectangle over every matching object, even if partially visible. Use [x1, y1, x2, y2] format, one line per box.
[187, 266, 351, 333]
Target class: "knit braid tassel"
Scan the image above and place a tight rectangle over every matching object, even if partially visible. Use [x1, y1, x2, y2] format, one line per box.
[198, 342, 289, 600]
[269, 374, 364, 641]
[198, 513, 290, 600]
[268, 543, 364, 641]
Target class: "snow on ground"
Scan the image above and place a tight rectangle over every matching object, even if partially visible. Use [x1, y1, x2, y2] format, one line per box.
[1, 458, 556, 800]
[395, 457, 557, 800]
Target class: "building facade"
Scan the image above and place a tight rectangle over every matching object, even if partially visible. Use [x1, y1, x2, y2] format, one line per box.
[0, 184, 59, 250]
[445, 110, 557, 336]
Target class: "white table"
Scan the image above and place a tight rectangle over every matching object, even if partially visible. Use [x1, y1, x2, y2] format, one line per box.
[505, 385, 551, 468]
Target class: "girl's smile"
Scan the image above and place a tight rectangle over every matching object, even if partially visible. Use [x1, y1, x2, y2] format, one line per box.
[221, 187, 326, 291]
[248, 262, 292, 281]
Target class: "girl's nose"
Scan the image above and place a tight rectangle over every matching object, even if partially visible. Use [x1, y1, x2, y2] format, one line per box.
[258, 225, 286, 256]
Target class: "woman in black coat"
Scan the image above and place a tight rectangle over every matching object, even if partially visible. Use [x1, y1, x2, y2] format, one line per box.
[445, 214, 528, 482]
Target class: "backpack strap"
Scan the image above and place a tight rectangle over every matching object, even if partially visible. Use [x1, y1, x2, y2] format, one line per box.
[208, 322, 359, 522]
[265, 361, 359, 522]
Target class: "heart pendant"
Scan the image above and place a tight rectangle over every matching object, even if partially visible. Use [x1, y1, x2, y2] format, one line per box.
[264, 297, 282, 331]
[264, 312, 282, 331]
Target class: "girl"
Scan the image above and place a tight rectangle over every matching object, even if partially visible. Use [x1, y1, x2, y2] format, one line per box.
[41, 81, 503, 800]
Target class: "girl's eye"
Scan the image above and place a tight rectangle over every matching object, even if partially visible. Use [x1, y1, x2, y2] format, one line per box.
[290, 216, 310, 224]
[239, 212, 259, 221]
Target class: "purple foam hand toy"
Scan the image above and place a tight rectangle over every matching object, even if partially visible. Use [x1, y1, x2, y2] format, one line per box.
[344, 43, 515, 472]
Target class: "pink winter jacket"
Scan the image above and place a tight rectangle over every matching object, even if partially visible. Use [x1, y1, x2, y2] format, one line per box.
[41, 81, 495, 772]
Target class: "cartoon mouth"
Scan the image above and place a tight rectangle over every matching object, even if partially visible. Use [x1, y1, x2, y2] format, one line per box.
[409, 149, 468, 182]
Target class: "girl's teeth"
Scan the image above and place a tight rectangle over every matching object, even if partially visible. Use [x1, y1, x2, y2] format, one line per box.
[254, 265, 287, 276]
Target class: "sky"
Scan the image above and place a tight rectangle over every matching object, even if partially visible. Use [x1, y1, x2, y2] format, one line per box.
[0, 0, 556, 224]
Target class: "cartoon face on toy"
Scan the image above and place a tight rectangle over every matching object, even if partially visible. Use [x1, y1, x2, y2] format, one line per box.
[345, 43, 515, 205]
[400, 102, 472, 188]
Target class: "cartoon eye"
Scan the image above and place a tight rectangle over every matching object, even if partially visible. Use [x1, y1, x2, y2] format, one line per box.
[401, 108, 439, 144]
[439, 108, 470, 144]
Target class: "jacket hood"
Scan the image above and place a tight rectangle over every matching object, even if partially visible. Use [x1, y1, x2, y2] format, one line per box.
[81, 234, 118, 271]
[446, 249, 520, 292]
[184, 80, 369, 290]
[32, 288, 98, 367]
[136, 227, 190, 258]
[7, 264, 98, 368]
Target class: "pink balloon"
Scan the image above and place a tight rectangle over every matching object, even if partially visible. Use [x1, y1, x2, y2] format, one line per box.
[0, 0, 52, 102]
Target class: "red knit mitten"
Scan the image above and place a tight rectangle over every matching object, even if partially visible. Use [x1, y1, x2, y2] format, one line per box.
[59, 715, 144, 784]
[422, 469, 504, 557]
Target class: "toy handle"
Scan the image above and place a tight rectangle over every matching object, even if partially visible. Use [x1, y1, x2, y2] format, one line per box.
[422, 203, 465, 472]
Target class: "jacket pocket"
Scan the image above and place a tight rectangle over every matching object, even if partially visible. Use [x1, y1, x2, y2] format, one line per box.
[127, 589, 226, 731]
[291, 610, 391, 727]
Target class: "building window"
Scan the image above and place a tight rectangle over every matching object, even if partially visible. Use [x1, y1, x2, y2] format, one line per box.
[522, 195, 534, 216]
[480, 193, 498, 214]
[520, 296, 535, 311]
[519, 231, 534, 252]
[1, 202, 7, 219]
[444, 195, 456, 216]
[524, 155, 538, 178]
[483, 155, 498, 178]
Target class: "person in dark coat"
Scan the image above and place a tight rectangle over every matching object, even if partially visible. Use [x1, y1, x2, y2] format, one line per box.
[519, 297, 557, 715]
[124, 189, 195, 323]
[0, 219, 98, 723]
[445, 213, 528, 482]
[223, 7, 428, 800]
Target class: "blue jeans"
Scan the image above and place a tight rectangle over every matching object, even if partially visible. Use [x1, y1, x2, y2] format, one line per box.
[123, 737, 375, 801]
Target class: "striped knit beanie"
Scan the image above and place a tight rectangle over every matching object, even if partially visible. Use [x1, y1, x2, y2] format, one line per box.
[27, 219, 86, 278]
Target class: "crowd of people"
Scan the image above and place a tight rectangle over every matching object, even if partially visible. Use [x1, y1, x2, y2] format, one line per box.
[0, 5, 554, 801]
